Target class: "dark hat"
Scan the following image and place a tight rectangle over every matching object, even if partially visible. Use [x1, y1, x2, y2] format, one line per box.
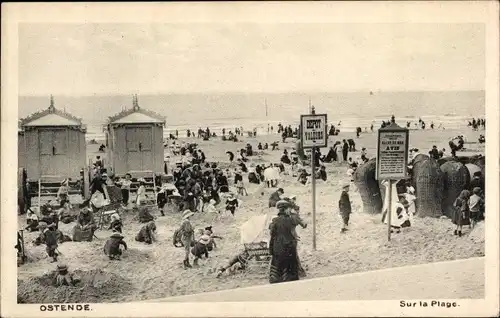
[276, 200, 292, 209]
[277, 188, 284, 193]
[473, 187, 482, 195]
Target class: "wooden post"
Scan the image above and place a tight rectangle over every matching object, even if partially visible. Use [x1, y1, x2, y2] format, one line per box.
[83, 166, 90, 199]
[37, 178, 41, 210]
[311, 106, 317, 251]
[387, 179, 392, 241]
[300, 106, 326, 252]
[312, 147, 317, 250]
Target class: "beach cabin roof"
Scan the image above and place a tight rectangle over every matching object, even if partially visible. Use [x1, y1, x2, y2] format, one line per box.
[20, 96, 84, 128]
[108, 94, 165, 125]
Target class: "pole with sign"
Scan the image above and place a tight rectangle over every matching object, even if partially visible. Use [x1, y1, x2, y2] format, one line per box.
[375, 122, 410, 241]
[300, 108, 327, 250]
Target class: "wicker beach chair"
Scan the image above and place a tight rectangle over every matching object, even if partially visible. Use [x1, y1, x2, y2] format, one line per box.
[415, 159, 444, 218]
[353, 158, 382, 214]
[440, 161, 469, 218]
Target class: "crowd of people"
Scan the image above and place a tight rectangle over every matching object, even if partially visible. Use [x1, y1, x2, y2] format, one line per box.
[17, 115, 486, 289]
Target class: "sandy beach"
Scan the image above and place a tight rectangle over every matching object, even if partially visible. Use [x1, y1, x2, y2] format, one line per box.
[17, 127, 485, 303]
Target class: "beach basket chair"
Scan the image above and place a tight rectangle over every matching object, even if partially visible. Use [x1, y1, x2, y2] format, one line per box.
[440, 161, 469, 218]
[353, 158, 382, 214]
[415, 159, 444, 218]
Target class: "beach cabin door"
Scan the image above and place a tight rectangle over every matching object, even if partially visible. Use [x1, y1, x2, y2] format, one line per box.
[39, 128, 68, 177]
[126, 127, 153, 171]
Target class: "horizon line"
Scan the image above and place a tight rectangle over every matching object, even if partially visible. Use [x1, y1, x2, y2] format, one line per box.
[19, 89, 486, 98]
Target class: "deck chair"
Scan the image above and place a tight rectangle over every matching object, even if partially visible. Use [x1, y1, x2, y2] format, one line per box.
[91, 188, 120, 230]
[243, 241, 271, 265]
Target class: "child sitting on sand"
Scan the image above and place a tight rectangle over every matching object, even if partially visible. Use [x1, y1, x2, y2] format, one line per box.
[33, 222, 59, 262]
[104, 233, 128, 260]
[108, 212, 123, 233]
[25, 208, 39, 232]
[191, 234, 211, 267]
[201, 226, 222, 251]
[135, 221, 157, 244]
[58, 201, 75, 224]
[137, 205, 155, 223]
[55, 264, 79, 287]
[297, 169, 310, 185]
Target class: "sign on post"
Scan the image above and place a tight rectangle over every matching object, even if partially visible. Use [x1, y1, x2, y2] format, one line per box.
[376, 123, 410, 181]
[300, 114, 328, 149]
[300, 112, 327, 251]
[376, 122, 409, 241]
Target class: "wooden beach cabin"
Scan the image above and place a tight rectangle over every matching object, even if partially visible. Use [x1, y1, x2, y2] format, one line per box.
[20, 96, 87, 181]
[105, 95, 165, 176]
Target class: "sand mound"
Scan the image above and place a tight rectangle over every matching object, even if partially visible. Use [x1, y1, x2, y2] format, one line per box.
[17, 269, 134, 303]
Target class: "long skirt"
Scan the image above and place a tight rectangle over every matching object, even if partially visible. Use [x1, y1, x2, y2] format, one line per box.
[269, 247, 299, 284]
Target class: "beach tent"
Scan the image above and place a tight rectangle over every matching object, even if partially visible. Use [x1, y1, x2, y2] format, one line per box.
[105, 95, 166, 176]
[240, 213, 273, 244]
[19, 96, 87, 180]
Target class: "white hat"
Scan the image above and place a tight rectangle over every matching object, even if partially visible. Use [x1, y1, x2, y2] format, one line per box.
[198, 234, 211, 245]
[182, 210, 195, 219]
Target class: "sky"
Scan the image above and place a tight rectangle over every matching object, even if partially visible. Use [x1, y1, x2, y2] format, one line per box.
[18, 23, 485, 95]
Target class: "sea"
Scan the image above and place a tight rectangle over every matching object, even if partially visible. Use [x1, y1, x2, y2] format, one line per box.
[18, 91, 485, 141]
